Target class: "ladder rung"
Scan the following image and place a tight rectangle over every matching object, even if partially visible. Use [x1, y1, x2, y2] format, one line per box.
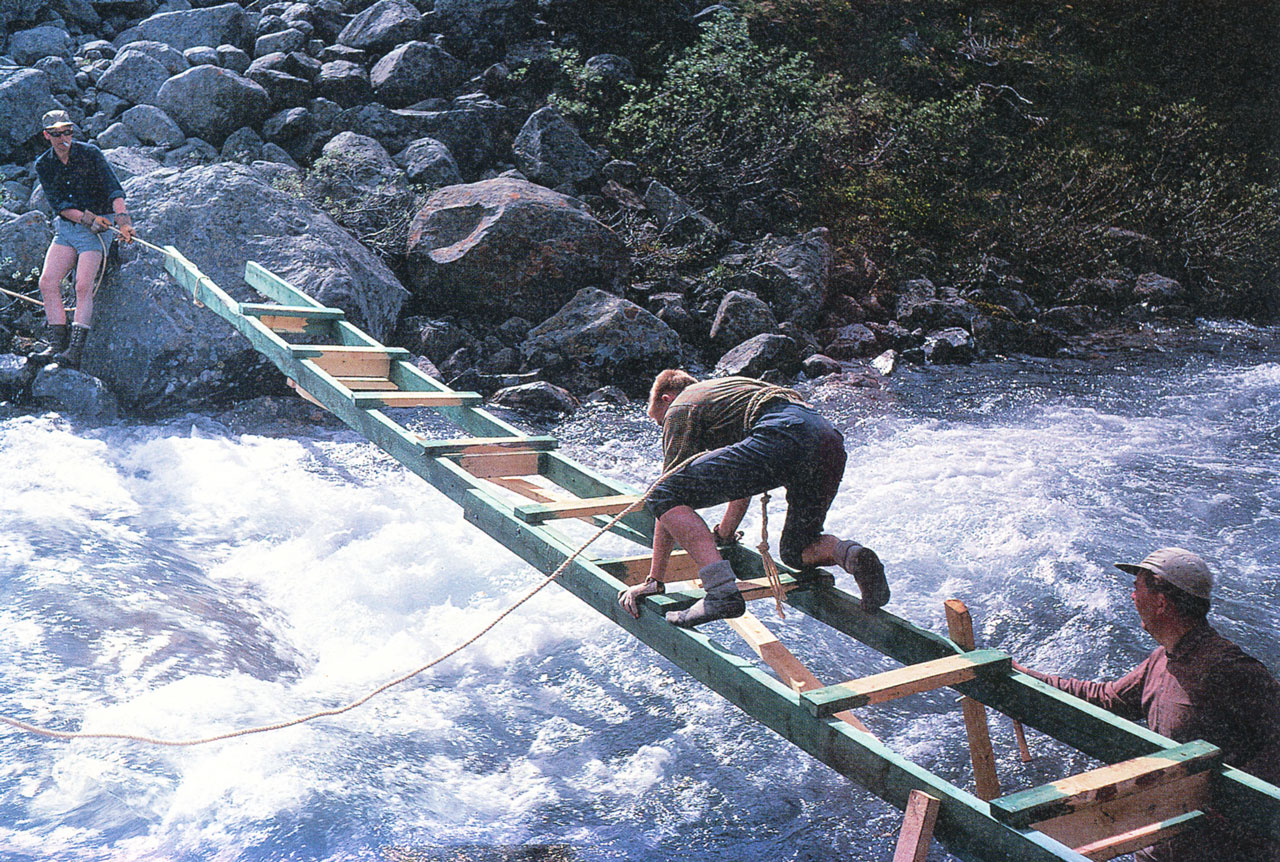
[352, 391, 482, 409]
[514, 494, 641, 523]
[801, 650, 1011, 717]
[1073, 810, 1203, 861]
[291, 345, 411, 358]
[597, 552, 698, 585]
[456, 451, 542, 479]
[990, 740, 1221, 828]
[240, 303, 345, 320]
[419, 436, 559, 456]
[294, 345, 409, 378]
[337, 377, 398, 391]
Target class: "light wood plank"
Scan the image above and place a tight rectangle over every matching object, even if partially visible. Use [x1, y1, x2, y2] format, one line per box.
[337, 377, 398, 391]
[293, 345, 396, 378]
[1032, 771, 1212, 850]
[419, 436, 559, 456]
[945, 599, 1002, 801]
[737, 576, 803, 602]
[1073, 810, 1203, 861]
[287, 378, 326, 409]
[351, 391, 482, 409]
[514, 494, 641, 523]
[457, 451, 542, 479]
[893, 790, 942, 862]
[240, 303, 345, 320]
[802, 650, 1011, 717]
[598, 552, 700, 585]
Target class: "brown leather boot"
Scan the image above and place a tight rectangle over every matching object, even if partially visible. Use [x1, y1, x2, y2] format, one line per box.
[53, 324, 90, 369]
[30, 323, 69, 365]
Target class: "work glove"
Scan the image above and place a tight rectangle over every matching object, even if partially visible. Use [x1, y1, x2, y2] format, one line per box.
[76, 209, 98, 228]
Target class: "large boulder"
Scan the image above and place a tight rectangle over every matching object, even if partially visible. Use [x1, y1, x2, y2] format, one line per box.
[31, 366, 120, 421]
[520, 287, 681, 392]
[895, 277, 976, 332]
[84, 163, 409, 411]
[752, 227, 832, 328]
[406, 177, 629, 320]
[334, 102, 500, 175]
[0, 210, 52, 288]
[0, 68, 60, 162]
[115, 40, 189, 76]
[304, 131, 413, 239]
[315, 60, 372, 107]
[121, 104, 186, 147]
[97, 51, 172, 106]
[435, 0, 535, 61]
[115, 3, 251, 52]
[370, 41, 465, 108]
[714, 333, 800, 377]
[394, 137, 462, 187]
[337, 0, 422, 52]
[9, 25, 72, 66]
[709, 289, 777, 349]
[155, 66, 272, 147]
[511, 105, 604, 191]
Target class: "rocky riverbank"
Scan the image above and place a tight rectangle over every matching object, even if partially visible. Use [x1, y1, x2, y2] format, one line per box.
[0, 0, 1207, 418]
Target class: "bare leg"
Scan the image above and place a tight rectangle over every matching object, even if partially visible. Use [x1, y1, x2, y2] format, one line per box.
[71, 250, 103, 327]
[656, 505, 722, 569]
[38, 243, 77, 326]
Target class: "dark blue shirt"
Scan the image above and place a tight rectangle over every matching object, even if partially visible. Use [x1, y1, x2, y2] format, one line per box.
[34, 141, 125, 216]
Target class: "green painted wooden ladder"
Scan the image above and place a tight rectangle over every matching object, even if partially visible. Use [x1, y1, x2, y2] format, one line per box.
[161, 249, 1280, 862]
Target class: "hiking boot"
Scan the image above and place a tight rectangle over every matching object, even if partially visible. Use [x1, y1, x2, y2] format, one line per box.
[837, 540, 890, 612]
[30, 323, 68, 366]
[666, 560, 745, 627]
[52, 324, 90, 370]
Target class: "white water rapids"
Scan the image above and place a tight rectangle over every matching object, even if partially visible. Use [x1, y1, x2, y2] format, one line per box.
[1, 321, 1277, 861]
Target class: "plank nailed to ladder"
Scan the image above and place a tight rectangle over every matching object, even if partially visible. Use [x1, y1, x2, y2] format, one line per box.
[291, 345, 407, 378]
[420, 436, 558, 456]
[1072, 809, 1203, 861]
[337, 377, 399, 391]
[514, 494, 642, 523]
[239, 303, 345, 320]
[456, 451, 542, 479]
[801, 649, 1011, 717]
[351, 391, 482, 409]
[989, 740, 1221, 828]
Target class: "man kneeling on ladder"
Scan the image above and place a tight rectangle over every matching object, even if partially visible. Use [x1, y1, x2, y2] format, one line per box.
[31, 109, 135, 369]
[619, 370, 891, 627]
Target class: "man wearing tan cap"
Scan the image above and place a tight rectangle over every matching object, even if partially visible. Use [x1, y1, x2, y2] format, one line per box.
[1016, 548, 1280, 861]
[31, 109, 136, 369]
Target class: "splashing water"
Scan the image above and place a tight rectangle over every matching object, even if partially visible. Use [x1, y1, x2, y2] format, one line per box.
[2, 323, 1278, 861]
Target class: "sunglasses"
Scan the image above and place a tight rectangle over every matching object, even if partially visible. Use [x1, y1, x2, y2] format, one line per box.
[47, 129, 73, 138]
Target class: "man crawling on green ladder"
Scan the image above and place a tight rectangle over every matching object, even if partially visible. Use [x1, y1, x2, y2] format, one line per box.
[619, 370, 891, 627]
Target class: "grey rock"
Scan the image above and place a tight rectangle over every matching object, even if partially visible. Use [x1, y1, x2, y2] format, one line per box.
[333, 101, 498, 175]
[967, 283, 1037, 320]
[115, 3, 251, 52]
[306, 131, 412, 237]
[155, 66, 272, 147]
[709, 289, 777, 349]
[648, 291, 701, 341]
[219, 125, 263, 162]
[601, 159, 640, 187]
[31, 365, 120, 420]
[714, 333, 800, 378]
[370, 41, 465, 108]
[0, 68, 62, 161]
[102, 145, 167, 180]
[583, 53, 636, 86]
[82, 40, 116, 62]
[183, 45, 221, 65]
[255, 27, 306, 57]
[216, 43, 251, 73]
[394, 137, 462, 187]
[406, 177, 629, 320]
[644, 179, 718, 243]
[1065, 276, 1126, 308]
[258, 142, 299, 168]
[520, 287, 680, 391]
[895, 277, 975, 332]
[86, 163, 408, 410]
[489, 380, 578, 415]
[52, 0, 100, 29]
[511, 105, 603, 190]
[824, 322, 879, 360]
[337, 0, 422, 52]
[871, 349, 897, 376]
[97, 52, 171, 105]
[261, 107, 316, 143]
[801, 353, 842, 378]
[1040, 304, 1102, 333]
[315, 59, 371, 107]
[922, 327, 975, 364]
[163, 137, 219, 166]
[1, 181, 31, 212]
[116, 40, 189, 75]
[0, 210, 52, 288]
[9, 26, 72, 66]
[97, 121, 143, 148]
[121, 104, 185, 147]
[752, 227, 832, 328]
[395, 315, 474, 364]
[1133, 272, 1186, 306]
[583, 385, 628, 405]
[435, 0, 534, 61]
[970, 316, 1066, 358]
[34, 56, 77, 94]
[0, 353, 33, 399]
[257, 69, 312, 110]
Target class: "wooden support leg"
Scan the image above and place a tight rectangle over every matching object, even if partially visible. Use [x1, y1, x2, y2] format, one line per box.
[944, 599, 1002, 801]
[893, 790, 941, 862]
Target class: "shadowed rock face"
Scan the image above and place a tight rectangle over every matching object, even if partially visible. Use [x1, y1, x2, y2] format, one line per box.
[84, 163, 408, 411]
[405, 177, 629, 321]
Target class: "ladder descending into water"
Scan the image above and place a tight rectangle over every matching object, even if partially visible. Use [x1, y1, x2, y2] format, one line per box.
[161, 249, 1280, 862]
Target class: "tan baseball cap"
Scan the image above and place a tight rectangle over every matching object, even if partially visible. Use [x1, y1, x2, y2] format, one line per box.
[42, 109, 73, 130]
[1116, 547, 1213, 600]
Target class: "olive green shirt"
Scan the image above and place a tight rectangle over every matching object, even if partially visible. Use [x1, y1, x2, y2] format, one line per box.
[661, 377, 808, 470]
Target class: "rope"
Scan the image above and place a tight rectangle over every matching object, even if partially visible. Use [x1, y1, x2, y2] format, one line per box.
[0, 457, 699, 747]
[0, 285, 43, 307]
[756, 493, 787, 619]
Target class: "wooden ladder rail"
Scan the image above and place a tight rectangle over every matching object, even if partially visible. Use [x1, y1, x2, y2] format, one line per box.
[156, 252, 1280, 862]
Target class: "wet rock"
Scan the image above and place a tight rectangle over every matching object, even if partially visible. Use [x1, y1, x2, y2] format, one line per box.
[512, 105, 604, 191]
[971, 316, 1066, 358]
[1133, 272, 1187, 307]
[393, 137, 462, 187]
[922, 327, 975, 364]
[520, 287, 680, 392]
[714, 332, 800, 378]
[489, 380, 579, 415]
[370, 41, 465, 108]
[406, 177, 629, 320]
[895, 277, 975, 332]
[120, 104, 185, 147]
[709, 290, 776, 349]
[155, 66, 272, 147]
[337, 0, 422, 52]
[87, 162, 408, 411]
[0, 210, 53, 287]
[0, 68, 61, 162]
[31, 365, 120, 420]
[753, 227, 832, 328]
[116, 3, 252, 53]
[801, 353, 841, 378]
[1040, 304, 1103, 333]
[823, 322, 879, 360]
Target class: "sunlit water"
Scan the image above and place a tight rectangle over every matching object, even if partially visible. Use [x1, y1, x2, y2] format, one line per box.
[2, 321, 1278, 861]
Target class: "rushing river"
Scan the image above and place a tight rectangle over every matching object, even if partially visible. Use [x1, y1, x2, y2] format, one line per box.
[1, 321, 1278, 861]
